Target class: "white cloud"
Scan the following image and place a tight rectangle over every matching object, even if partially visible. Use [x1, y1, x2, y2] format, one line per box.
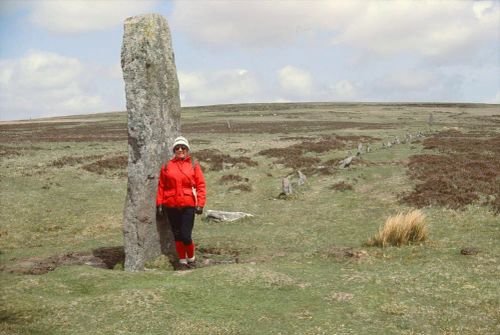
[278, 66, 313, 97]
[493, 91, 500, 104]
[172, 0, 353, 48]
[335, 1, 499, 62]
[331, 80, 357, 99]
[29, 0, 158, 33]
[0, 50, 110, 120]
[379, 70, 438, 92]
[370, 68, 468, 102]
[178, 69, 260, 106]
[172, 0, 499, 62]
[105, 63, 124, 80]
[18, 51, 83, 89]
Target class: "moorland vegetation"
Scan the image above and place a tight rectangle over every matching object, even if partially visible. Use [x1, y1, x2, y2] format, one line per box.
[0, 102, 499, 334]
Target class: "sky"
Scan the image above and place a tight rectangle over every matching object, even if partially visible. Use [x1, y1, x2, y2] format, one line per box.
[0, 0, 499, 121]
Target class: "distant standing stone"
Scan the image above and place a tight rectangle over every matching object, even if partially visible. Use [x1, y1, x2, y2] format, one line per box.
[357, 143, 363, 154]
[121, 13, 181, 271]
[297, 170, 307, 186]
[282, 177, 293, 196]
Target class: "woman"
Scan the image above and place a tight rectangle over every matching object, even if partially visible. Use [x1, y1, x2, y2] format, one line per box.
[156, 136, 206, 268]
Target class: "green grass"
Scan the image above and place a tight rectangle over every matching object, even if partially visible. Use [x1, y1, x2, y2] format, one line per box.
[1, 102, 499, 334]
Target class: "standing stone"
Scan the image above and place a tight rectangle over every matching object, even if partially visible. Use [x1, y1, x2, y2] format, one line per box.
[121, 14, 180, 271]
[282, 177, 293, 196]
[297, 170, 307, 186]
[357, 142, 363, 155]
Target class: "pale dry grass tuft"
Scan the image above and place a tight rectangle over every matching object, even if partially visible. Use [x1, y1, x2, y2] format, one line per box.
[365, 209, 428, 247]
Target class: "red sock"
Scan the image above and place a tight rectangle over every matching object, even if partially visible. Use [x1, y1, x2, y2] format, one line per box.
[185, 242, 195, 260]
[175, 241, 186, 260]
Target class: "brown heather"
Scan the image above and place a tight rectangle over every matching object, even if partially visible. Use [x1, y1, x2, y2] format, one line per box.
[401, 131, 500, 213]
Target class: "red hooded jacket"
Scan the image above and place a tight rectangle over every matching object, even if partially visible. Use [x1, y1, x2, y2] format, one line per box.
[156, 156, 206, 208]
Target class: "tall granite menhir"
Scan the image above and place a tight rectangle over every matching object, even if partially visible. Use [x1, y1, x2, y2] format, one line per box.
[121, 13, 180, 271]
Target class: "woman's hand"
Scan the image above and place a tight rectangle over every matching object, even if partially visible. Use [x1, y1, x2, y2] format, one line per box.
[195, 206, 203, 215]
[156, 205, 164, 217]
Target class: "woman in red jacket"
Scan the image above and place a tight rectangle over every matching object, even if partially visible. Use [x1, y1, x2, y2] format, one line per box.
[156, 136, 206, 268]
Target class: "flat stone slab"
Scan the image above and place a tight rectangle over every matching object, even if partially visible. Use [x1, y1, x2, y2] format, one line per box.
[205, 210, 254, 222]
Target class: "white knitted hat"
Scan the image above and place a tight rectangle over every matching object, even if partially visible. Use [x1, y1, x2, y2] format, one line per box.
[172, 136, 190, 152]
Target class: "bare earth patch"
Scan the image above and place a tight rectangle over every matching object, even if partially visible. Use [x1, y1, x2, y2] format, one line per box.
[2, 246, 249, 275]
[2, 247, 125, 275]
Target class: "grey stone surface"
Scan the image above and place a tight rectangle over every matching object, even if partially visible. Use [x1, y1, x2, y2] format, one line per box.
[121, 13, 180, 271]
[297, 170, 307, 186]
[357, 142, 363, 155]
[282, 177, 293, 196]
[339, 155, 354, 168]
[206, 210, 254, 222]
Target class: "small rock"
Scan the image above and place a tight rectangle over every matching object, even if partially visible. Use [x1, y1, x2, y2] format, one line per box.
[205, 210, 253, 222]
[339, 156, 354, 168]
[460, 247, 479, 255]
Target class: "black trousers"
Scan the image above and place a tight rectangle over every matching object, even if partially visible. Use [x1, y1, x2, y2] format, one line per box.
[166, 207, 195, 244]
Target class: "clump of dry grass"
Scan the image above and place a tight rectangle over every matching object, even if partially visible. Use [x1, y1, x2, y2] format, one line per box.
[365, 209, 428, 247]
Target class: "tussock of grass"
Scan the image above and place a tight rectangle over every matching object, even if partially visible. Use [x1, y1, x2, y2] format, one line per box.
[365, 209, 428, 247]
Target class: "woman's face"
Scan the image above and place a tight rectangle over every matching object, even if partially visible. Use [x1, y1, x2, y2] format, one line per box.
[174, 145, 188, 159]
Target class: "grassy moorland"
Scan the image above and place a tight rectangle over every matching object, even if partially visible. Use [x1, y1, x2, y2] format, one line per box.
[0, 102, 499, 334]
